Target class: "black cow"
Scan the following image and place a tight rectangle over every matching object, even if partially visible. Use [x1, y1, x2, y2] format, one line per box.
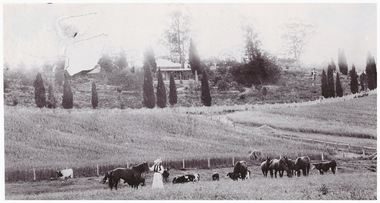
[312, 160, 337, 175]
[212, 172, 219, 181]
[226, 172, 239, 181]
[172, 174, 200, 184]
[126, 177, 145, 189]
[233, 160, 248, 180]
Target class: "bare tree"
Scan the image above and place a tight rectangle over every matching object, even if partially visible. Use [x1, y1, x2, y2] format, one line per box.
[282, 18, 317, 66]
[161, 5, 192, 68]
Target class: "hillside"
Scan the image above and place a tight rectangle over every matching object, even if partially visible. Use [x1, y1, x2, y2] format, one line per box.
[3, 68, 354, 109]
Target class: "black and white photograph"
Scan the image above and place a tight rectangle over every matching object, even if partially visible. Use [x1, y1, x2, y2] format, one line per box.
[2, 1, 377, 200]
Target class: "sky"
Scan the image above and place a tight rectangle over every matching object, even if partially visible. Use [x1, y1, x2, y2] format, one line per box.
[2, 2, 378, 75]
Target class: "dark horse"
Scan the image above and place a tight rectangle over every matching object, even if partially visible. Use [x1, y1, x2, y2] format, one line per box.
[312, 160, 337, 175]
[108, 162, 149, 190]
[283, 157, 295, 177]
[294, 156, 310, 177]
[269, 157, 291, 178]
[260, 157, 272, 177]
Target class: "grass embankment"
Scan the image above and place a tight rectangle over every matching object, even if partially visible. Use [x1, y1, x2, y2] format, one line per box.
[5, 107, 335, 173]
[6, 172, 376, 200]
[228, 94, 377, 141]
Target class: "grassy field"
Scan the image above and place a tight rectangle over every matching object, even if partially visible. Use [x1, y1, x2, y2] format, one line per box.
[227, 94, 377, 140]
[6, 169, 377, 200]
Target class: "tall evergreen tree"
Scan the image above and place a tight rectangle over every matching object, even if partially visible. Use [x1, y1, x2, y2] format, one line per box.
[62, 72, 73, 109]
[91, 82, 98, 109]
[349, 64, 359, 94]
[144, 45, 157, 74]
[33, 72, 46, 108]
[169, 73, 177, 106]
[359, 72, 367, 91]
[201, 71, 211, 106]
[338, 48, 348, 75]
[142, 50, 155, 109]
[329, 58, 336, 72]
[327, 65, 335, 97]
[47, 85, 56, 108]
[156, 68, 166, 108]
[321, 69, 329, 98]
[335, 72, 343, 97]
[189, 38, 201, 78]
[366, 52, 377, 90]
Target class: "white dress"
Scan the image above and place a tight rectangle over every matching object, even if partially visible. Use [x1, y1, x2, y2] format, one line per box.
[150, 164, 164, 189]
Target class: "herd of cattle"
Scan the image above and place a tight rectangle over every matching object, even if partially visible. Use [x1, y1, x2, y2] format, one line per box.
[55, 156, 337, 190]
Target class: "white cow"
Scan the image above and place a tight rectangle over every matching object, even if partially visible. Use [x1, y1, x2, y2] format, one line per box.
[56, 169, 73, 180]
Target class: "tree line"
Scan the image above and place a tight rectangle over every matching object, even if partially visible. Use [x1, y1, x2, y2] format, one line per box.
[321, 51, 377, 98]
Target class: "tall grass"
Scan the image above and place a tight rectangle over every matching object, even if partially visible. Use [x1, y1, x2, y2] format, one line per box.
[6, 172, 376, 200]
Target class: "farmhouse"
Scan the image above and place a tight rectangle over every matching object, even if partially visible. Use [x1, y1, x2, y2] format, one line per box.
[156, 59, 192, 80]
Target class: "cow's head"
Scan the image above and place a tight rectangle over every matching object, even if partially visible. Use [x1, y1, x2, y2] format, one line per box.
[56, 171, 63, 177]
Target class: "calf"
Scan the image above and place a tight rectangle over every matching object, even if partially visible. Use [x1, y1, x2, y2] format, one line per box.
[56, 169, 73, 180]
[162, 168, 170, 182]
[212, 172, 219, 181]
[172, 174, 200, 184]
[312, 160, 337, 175]
[126, 177, 145, 189]
[226, 172, 239, 181]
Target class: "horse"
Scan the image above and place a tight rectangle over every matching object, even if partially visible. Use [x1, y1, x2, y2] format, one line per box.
[294, 156, 310, 177]
[269, 157, 291, 178]
[260, 157, 272, 177]
[283, 157, 295, 176]
[108, 162, 149, 190]
[312, 160, 337, 175]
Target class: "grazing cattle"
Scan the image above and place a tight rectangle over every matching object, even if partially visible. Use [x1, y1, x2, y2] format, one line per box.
[162, 168, 170, 182]
[212, 172, 219, 181]
[312, 160, 337, 175]
[226, 172, 239, 181]
[260, 157, 272, 177]
[56, 169, 73, 180]
[233, 160, 248, 180]
[172, 174, 199, 184]
[126, 177, 146, 189]
[102, 170, 112, 184]
[294, 156, 311, 177]
[269, 158, 291, 178]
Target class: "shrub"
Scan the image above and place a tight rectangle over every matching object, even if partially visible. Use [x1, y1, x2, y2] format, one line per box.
[335, 72, 343, 97]
[327, 65, 335, 97]
[47, 85, 56, 108]
[349, 64, 358, 94]
[142, 53, 155, 109]
[33, 72, 46, 108]
[321, 69, 329, 98]
[217, 79, 229, 91]
[201, 71, 212, 106]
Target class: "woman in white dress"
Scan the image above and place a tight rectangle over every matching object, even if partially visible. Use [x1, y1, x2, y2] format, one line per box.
[150, 158, 164, 189]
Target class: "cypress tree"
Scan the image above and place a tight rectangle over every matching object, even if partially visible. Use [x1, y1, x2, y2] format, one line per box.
[349, 64, 358, 94]
[169, 73, 177, 106]
[142, 52, 155, 109]
[92, 82, 98, 109]
[366, 52, 377, 90]
[47, 85, 56, 108]
[335, 72, 343, 97]
[321, 69, 329, 98]
[33, 72, 46, 108]
[201, 71, 212, 106]
[338, 48, 348, 75]
[189, 38, 201, 79]
[359, 73, 366, 91]
[156, 68, 166, 108]
[62, 72, 73, 109]
[327, 65, 335, 97]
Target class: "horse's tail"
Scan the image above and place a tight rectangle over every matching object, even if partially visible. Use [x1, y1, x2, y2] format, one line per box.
[108, 171, 113, 189]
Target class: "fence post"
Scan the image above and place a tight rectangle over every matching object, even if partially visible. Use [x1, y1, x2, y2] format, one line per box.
[232, 157, 235, 166]
[33, 168, 36, 181]
[97, 164, 99, 176]
[127, 162, 129, 168]
[208, 158, 211, 168]
[183, 159, 185, 169]
[348, 144, 351, 151]
[321, 153, 324, 161]
[362, 146, 366, 156]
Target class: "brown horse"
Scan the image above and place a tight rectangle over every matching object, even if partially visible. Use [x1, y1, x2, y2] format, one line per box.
[260, 157, 272, 177]
[108, 162, 149, 190]
[283, 157, 295, 177]
[269, 157, 291, 178]
[294, 156, 310, 177]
